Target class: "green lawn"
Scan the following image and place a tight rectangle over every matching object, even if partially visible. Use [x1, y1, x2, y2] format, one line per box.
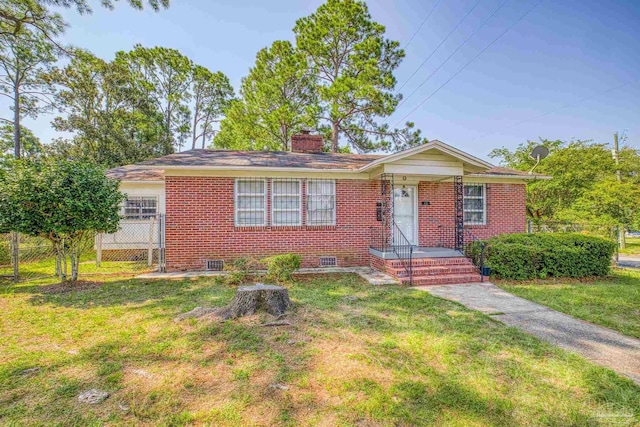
[498, 269, 640, 339]
[0, 255, 154, 282]
[1, 274, 639, 426]
[620, 237, 640, 255]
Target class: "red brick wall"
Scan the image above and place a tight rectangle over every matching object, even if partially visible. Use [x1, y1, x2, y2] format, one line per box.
[417, 181, 526, 247]
[164, 177, 526, 271]
[165, 177, 381, 271]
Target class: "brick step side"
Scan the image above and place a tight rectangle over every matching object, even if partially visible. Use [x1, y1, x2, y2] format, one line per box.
[399, 273, 482, 286]
[385, 257, 470, 269]
[389, 264, 479, 277]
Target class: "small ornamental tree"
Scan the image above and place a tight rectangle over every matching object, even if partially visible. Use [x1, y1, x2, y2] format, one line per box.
[0, 158, 125, 282]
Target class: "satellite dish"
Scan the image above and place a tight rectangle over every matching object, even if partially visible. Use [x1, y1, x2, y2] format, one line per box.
[528, 145, 549, 174]
[530, 145, 549, 161]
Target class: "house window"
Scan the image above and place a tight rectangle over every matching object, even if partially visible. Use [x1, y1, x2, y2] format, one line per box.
[235, 179, 267, 226]
[463, 184, 486, 225]
[123, 196, 157, 219]
[307, 179, 336, 226]
[272, 179, 302, 226]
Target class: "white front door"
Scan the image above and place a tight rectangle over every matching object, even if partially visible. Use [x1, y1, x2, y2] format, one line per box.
[393, 186, 418, 246]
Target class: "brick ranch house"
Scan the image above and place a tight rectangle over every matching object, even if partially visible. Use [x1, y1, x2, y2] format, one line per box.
[106, 132, 548, 285]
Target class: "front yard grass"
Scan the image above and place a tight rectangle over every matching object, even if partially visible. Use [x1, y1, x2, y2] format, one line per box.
[620, 237, 640, 255]
[1, 273, 639, 426]
[498, 269, 640, 339]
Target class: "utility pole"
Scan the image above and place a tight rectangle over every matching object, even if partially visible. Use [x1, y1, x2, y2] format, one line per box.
[613, 132, 625, 249]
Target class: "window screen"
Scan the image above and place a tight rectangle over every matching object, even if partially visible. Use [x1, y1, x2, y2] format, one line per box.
[235, 179, 267, 226]
[272, 179, 302, 226]
[307, 179, 336, 226]
[123, 196, 157, 219]
[463, 184, 486, 225]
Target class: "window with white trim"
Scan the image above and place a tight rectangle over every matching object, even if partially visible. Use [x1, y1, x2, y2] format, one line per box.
[123, 196, 157, 219]
[235, 179, 267, 226]
[272, 179, 302, 226]
[306, 179, 336, 226]
[463, 184, 486, 225]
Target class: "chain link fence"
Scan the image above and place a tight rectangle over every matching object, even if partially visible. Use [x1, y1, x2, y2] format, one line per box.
[0, 214, 165, 283]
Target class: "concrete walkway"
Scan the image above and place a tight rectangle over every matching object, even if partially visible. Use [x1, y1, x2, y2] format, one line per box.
[414, 282, 640, 385]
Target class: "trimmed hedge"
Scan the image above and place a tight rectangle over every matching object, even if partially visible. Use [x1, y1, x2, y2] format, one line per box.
[469, 233, 616, 280]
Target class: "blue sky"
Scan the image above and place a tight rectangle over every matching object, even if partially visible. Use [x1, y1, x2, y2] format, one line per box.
[22, 0, 640, 160]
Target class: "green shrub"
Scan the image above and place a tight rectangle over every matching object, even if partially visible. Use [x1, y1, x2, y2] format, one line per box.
[262, 254, 301, 284]
[478, 233, 615, 280]
[224, 257, 256, 286]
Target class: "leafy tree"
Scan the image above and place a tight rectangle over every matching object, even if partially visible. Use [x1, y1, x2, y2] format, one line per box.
[0, 10, 61, 158]
[566, 177, 640, 230]
[48, 49, 171, 167]
[293, 0, 423, 152]
[0, 158, 125, 281]
[118, 45, 193, 151]
[490, 139, 640, 233]
[1, 0, 167, 40]
[216, 40, 317, 151]
[0, 124, 42, 158]
[191, 65, 233, 149]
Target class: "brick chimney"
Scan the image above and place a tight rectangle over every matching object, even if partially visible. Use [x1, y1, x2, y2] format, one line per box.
[291, 130, 323, 154]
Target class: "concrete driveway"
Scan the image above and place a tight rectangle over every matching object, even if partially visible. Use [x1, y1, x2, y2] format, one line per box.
[618, 255, 640, 269]
[414, 282, 640, 385]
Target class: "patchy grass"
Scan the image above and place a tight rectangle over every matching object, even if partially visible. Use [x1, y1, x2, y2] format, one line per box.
[1, 273, 639, 426]
[620, 237, 640, 255]
[0, 255, 153, 282]
[498, 269, 640, 339]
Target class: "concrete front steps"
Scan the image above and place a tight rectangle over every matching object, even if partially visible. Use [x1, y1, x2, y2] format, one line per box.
[383, 257, 482, 285]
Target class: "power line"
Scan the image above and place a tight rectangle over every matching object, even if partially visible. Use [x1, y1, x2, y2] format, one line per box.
[396, 0, 483, 94]
[402, 0, 443, 51]
[394, 0, 509, 112]
[393, 0, 544, 128]
[470, 77, 640, 142]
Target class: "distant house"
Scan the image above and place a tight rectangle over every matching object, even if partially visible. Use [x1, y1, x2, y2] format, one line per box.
[106, 132, 547, 284]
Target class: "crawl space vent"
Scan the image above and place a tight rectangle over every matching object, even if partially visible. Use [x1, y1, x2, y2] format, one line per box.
[319, 256, 337, 267]
[206, 260, 224, 271]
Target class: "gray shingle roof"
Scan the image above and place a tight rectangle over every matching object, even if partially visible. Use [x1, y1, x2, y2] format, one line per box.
[106, 149, 547, 181]
[138, 149, 383, 170]
[106, 165, 164, 181]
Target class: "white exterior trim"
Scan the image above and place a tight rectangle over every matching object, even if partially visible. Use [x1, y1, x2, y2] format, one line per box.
[271, 179, 302, 226]
[234, 178, 267, 227]
[359, 140, 494, 172]
[463, 183, 487, 226]
[306, 179, 336, 226]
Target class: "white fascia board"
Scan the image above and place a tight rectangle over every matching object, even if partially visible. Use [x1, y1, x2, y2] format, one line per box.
[358, 140, 494, 172]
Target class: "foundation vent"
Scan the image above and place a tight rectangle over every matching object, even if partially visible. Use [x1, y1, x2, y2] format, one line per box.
[206, 260, 224, 271]
[319, 256, 337, 267]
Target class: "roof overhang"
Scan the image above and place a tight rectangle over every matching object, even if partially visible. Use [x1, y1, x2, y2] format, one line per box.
[358, 140, 494, 172]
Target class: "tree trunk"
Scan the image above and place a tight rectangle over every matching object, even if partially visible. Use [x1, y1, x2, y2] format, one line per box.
[70, 252, 80, 282]
[13, 75, 20, 159]
[191, 105, 198, 150]
[219, 284, 291, 320]
[331, 121, 339, 153]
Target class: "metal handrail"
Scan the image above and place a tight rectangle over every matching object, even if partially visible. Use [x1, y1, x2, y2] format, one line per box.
[369, 220, 414, 285]
[390, 220, 414, 285]
[462, 228, 487, 283]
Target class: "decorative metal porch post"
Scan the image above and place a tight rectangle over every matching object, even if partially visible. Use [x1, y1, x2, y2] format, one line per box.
[454, 176, 464, 251]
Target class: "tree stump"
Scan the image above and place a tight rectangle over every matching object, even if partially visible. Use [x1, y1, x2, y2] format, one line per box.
[218, 283, 291, 320]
